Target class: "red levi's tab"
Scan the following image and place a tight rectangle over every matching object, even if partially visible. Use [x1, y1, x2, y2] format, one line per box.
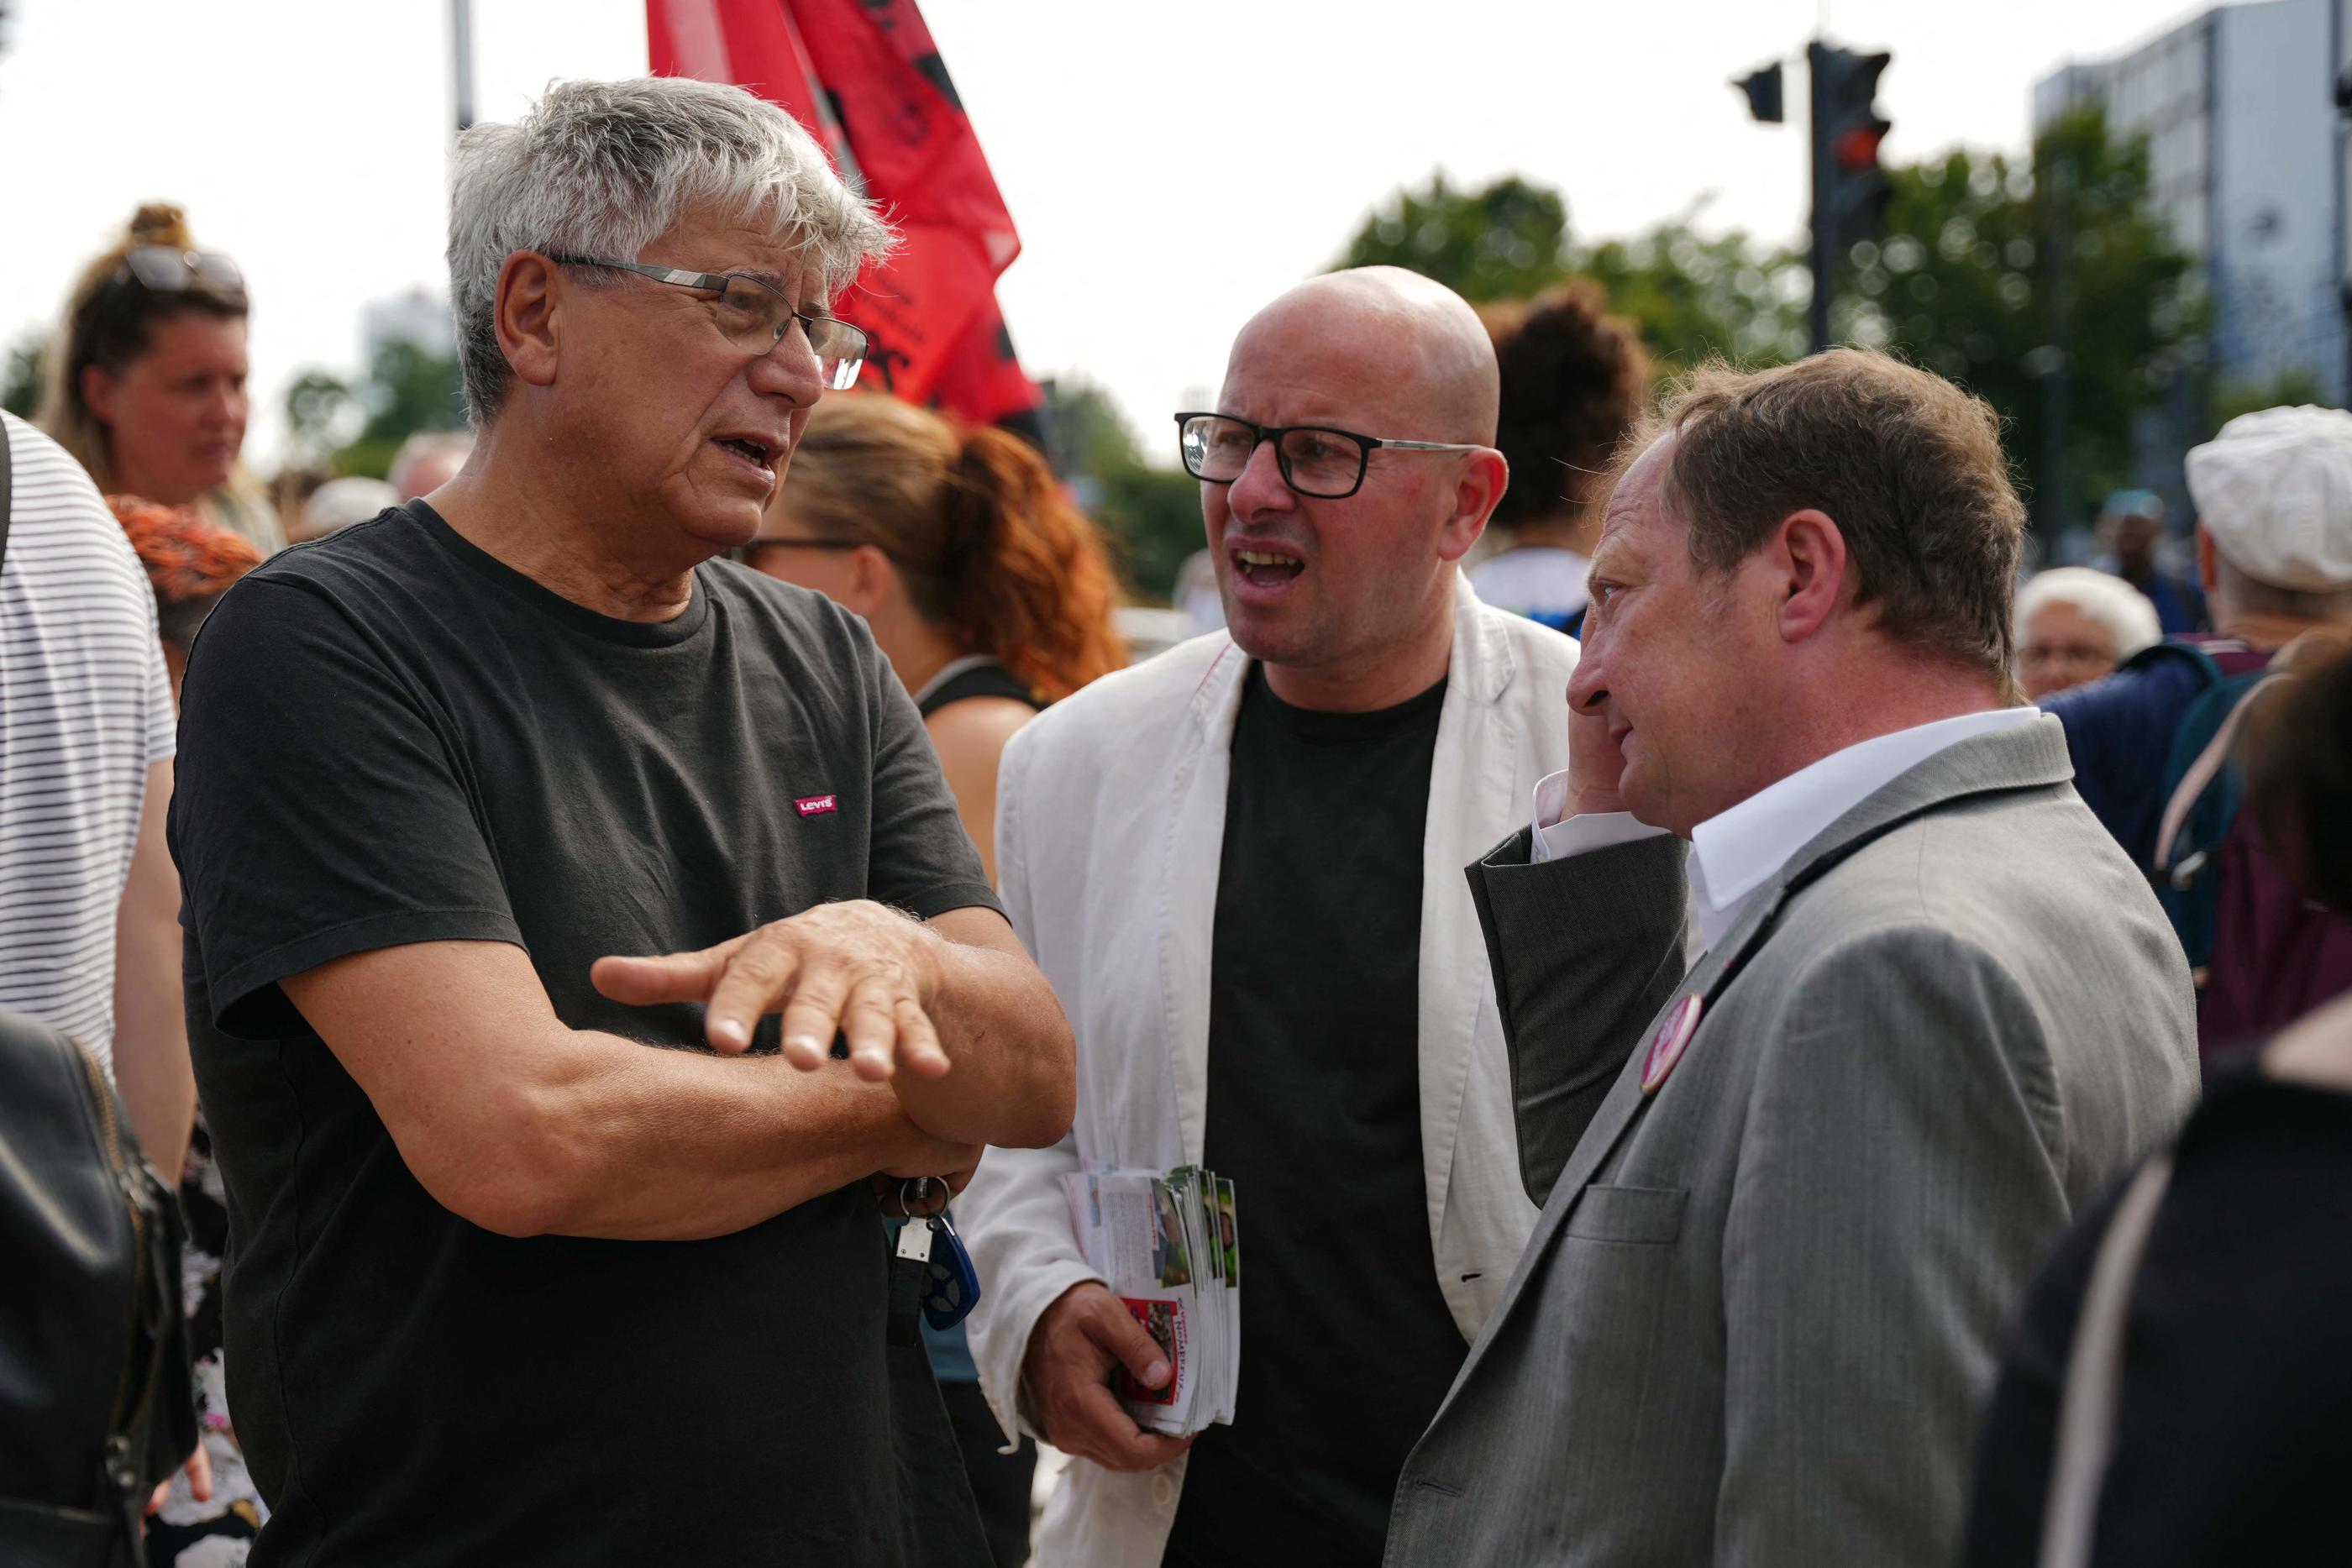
[795, 795, 838, 818]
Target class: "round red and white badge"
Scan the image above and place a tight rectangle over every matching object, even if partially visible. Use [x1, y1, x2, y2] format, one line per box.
[1641, 994, 1704, 1095]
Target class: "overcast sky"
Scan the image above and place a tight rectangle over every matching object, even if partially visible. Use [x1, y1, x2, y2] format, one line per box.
[0, 0, 2217, 466]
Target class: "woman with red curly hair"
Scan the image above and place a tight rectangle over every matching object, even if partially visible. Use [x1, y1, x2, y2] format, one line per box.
[747, 393, 1124, 882]
[745, 395, 1122, 1565]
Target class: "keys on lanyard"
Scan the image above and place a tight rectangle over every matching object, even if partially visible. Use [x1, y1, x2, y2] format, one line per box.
[893, 1177, 983, 1334]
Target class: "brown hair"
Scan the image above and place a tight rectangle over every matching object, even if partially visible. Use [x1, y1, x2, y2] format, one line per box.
[2247, 639, 2352, 915]
[1478, 280, 1651, 532]
[40, 204, 248, 490]
[785, 396, 1126, 700]
[1614, 349, 2027, 688]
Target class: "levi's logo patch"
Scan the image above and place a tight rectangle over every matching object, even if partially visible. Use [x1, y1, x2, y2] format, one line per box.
[795, 794, 838, 818]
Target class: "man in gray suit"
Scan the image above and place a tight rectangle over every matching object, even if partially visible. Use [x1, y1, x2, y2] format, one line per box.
[1387, 351, 2199, 1567]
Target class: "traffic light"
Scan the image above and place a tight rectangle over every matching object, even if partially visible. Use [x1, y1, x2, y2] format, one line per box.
[1810, 42, 1894, 253]
[1733, 61, 1784, 125]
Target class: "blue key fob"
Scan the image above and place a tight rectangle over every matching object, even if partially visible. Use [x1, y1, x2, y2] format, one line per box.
[921, 1209, 983, 1330]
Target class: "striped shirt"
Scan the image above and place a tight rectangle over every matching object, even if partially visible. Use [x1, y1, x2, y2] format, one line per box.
[0, 412, 176, 1078]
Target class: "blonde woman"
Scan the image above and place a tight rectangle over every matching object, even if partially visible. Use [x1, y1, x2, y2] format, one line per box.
[41, 204, 281, 553]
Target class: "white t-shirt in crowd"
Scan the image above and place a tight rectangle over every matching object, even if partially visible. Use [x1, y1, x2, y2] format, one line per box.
[0, 412, 176, 1077]
[1467, 545, 1591, 626]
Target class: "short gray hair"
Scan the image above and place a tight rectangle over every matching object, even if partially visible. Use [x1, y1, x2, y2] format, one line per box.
[2014, 566, 2162, 659]
[448, 76, 895, 423]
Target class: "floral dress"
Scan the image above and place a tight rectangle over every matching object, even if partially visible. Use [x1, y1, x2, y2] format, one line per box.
[146, 1114, 267, 1567]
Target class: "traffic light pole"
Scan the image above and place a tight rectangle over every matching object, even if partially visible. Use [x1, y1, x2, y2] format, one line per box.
[1751, 39, 1890, 353]
[1806, 41, 1834, 353]
[452, 0, 476, 137]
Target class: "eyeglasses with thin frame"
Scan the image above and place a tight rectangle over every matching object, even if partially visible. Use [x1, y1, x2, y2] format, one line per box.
[548, 254, 868, 391]
[115, 246, 247, 301]
[1173, 412, 1486, 500]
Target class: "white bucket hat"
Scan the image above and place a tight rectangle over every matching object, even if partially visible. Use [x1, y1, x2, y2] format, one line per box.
[2185, 405, 2352, 592]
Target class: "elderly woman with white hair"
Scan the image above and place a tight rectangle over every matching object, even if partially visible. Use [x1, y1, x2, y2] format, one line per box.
[166, 77, 1072, 1565]
[2015, 564, 2163, 698]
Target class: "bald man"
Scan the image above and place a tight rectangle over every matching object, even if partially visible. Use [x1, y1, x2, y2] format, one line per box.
[958, 270, 1677, 1565]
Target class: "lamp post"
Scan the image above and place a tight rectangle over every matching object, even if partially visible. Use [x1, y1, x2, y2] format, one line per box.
[452, 0, 476, 138]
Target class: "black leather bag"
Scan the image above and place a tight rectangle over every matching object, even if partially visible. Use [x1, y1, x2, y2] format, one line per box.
[0, 425, 198, 1565]
[0, 1009, 195, 1566]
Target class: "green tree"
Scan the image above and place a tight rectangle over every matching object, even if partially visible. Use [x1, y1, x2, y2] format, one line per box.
[1044, 377, 1201, 604]
[2210, 366, 2331, 435]
[334, 338, 467, 478]
[281, 338, 467, 480]
[1335, 178, 1803, 375]
[3, 331, 45, 420]
[1579, 214, 1804, 370]
[1337, 113, 2196, 533]
[1337, 174, 1575, 302]
[1840, 107, 2197, 527]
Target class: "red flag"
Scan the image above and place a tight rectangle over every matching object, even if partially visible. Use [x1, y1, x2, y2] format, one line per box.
[648, 0, 1040, 422]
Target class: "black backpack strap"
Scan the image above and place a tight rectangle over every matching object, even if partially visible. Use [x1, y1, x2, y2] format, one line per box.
[2, 413, 15, 579]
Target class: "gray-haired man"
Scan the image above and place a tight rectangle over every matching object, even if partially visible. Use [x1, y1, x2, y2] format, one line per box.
[171, 77, 1072, 1565]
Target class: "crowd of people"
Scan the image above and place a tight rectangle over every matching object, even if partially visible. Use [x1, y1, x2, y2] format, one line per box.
[2, 71, 2349, 1568]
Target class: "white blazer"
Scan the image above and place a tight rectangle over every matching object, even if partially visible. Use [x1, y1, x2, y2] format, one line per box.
[961, 576, 1581, 1567]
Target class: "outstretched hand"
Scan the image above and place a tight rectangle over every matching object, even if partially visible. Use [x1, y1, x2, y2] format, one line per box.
[592, 900, 951, 1081]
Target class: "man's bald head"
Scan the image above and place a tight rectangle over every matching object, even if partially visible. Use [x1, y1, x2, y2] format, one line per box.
[1231, 267, 1500, 444]
[1203, 267, 1509, 711]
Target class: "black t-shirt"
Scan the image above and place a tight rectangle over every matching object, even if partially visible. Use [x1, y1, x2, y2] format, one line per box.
[168, 502, 1002, 1566]
[1163, 668, 1468, 1568]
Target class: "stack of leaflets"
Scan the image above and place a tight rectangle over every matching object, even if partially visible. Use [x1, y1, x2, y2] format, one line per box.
[1060, 1164, 1240, 1436]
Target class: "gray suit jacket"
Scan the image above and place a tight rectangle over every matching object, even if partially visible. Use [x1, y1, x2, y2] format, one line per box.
[1387, 716, 2200, 1567]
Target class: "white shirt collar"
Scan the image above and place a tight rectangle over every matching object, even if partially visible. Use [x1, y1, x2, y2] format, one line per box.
[1685, 706, 2038, 948]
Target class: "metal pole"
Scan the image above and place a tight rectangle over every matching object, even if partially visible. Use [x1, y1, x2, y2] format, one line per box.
[2039, 145, 2073, 544]
[452, 0, 476, 136]
[2336, 0, 2350, 403]
[1807, 40, 1833, 353]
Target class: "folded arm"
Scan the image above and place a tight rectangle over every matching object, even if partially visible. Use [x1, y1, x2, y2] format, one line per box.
[590, 900, 1074, 1151]
[285, 936, 974, 1241]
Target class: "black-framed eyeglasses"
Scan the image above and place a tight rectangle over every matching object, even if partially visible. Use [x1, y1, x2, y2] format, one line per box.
[114, 245, 246, 302]
[1173, 412, 1485, 500]
[548, 254, 868, 391]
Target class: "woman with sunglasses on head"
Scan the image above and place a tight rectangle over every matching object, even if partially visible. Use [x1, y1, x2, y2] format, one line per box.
[41, 204, 281, 553]
[748, 392, 1125, 881]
